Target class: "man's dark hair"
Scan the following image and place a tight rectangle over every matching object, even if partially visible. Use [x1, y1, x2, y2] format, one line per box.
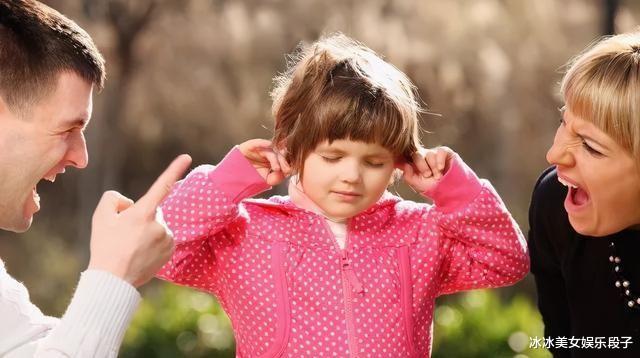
[0, 0, 105, 113]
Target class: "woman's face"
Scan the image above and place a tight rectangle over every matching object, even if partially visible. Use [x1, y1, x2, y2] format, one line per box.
[546, 108, 640, 236]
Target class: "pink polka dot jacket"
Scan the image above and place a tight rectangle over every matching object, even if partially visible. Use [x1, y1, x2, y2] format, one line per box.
[157, 147, 529, 357]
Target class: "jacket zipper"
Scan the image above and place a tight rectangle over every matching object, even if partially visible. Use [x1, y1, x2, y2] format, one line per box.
[320, 218, 363, 357]
[341, 249, 364, 357]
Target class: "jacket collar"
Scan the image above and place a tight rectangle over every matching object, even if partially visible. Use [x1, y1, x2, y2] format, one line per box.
[249, 177, 401, 220]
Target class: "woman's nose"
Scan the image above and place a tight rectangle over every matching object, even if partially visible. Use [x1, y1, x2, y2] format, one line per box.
[546, 129, 575, 167]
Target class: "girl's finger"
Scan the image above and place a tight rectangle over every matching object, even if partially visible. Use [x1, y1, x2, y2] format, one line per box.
[402, 162, 416, 179]
[260, 148, 281, 172]
[435, 148, 449, 172]
[412, 151, 431, 177]
[276, 150, 291, 176]
[424, 150, 440, 179]
[240, 139, 273, 159]
[266, 170, 285, 186]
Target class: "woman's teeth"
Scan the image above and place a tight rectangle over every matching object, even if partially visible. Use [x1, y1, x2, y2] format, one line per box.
[558, 177, 578, 189]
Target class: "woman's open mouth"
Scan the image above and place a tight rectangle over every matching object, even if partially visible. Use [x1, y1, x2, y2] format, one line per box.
[558, 175, 590, 212]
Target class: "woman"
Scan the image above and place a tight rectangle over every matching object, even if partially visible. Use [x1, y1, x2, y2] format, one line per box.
[529, 32, 640, 357]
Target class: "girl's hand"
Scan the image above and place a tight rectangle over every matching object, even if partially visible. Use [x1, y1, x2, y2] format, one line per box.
[238, 139, 291, 186]
[400, 146, 456, 193]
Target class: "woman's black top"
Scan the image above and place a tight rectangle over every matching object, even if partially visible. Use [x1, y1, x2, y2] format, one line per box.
[528, 167, 640, 357]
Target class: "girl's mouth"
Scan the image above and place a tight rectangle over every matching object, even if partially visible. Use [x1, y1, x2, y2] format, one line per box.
[332, 191, 361, 202]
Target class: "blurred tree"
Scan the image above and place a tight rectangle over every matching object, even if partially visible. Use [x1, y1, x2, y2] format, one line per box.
[76, 0, 161, 259]
[121, 284, 235, 357]
[603, 0, 620, 35]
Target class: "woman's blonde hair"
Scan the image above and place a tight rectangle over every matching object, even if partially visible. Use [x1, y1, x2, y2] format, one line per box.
[561, 32, 640, 164]
[271, 33, 423, 179]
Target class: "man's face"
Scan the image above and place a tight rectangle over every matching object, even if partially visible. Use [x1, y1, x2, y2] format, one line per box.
[0, 71, 93, 232]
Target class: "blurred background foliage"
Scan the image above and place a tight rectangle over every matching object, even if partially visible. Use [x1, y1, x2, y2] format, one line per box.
[0, 0, 636, 356]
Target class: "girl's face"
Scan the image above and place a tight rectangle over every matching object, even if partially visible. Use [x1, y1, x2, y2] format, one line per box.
[546, 108, 640, 236]
[301, 139, 396, 221]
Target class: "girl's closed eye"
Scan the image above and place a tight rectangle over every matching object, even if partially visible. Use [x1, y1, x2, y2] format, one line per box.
[321, 155, 341, 163]
[365, 161, 385, 168]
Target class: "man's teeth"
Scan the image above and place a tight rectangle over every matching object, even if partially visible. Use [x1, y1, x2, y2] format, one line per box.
[43, 175, 56, 183]
[558, 177, 578, 189]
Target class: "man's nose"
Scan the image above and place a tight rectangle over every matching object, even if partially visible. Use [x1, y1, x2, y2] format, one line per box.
[67, 133, 89, 169]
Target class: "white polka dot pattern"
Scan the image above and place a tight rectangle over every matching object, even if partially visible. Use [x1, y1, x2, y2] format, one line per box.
[156, 148, 529, 357]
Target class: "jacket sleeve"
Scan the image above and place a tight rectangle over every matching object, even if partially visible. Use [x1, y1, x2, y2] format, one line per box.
[156, 147, 270, 294]
[417, 155, 529, 296]
[527, 169, 572, 358]
[0, 264, 139, 358]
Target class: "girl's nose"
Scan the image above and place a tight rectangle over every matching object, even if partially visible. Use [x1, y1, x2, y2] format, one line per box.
[339, 161, 361, 183]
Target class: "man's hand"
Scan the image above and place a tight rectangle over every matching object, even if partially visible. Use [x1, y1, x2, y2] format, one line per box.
[87, 154, 192, 287]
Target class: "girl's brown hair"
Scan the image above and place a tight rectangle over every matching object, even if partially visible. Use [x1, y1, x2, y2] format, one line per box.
[271, 33, 423, 178]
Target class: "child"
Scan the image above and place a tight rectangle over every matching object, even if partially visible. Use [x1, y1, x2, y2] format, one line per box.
[158, 33, 529, 357]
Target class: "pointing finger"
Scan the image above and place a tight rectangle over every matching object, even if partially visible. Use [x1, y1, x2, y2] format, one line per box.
[136, 154, 192, 213]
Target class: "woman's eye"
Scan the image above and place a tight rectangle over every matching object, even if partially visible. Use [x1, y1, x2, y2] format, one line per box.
[582, 141, 603, 156]
[366, 162, 385, 168]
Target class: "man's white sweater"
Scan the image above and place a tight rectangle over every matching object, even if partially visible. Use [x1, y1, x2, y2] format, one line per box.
[0, 259, 140, 357]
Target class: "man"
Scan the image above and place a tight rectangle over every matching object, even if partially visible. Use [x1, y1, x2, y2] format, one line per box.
[0, 1, 191, 356]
